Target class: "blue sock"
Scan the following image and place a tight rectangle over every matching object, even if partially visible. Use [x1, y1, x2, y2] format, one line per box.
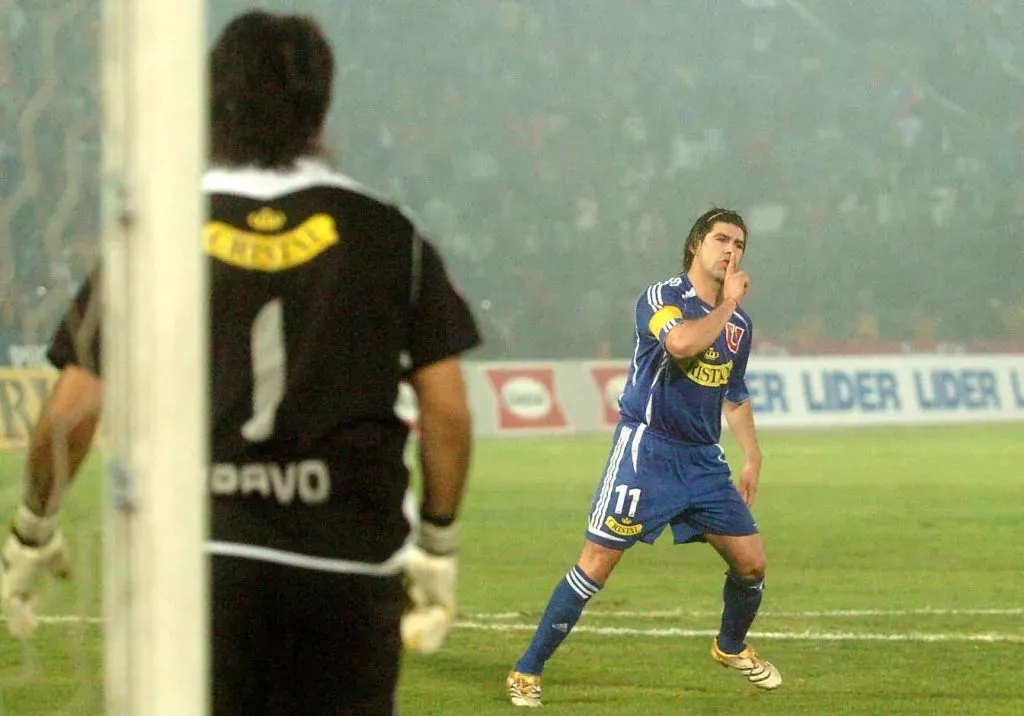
[716, 571, 764, 654]
[515, 565, 602, 675]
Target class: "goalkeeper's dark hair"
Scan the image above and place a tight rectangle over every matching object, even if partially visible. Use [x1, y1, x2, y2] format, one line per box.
[681, 207, 748, 271]
[210, 11, 334, 168]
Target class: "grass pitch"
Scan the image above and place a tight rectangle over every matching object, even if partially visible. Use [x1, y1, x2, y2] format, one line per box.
[1, 424, 1022, 714]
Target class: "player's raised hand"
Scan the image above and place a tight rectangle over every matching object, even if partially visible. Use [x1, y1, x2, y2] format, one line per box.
[723, 250, 750, 305]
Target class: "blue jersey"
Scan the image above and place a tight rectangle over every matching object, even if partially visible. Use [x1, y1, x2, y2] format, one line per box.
[618, 274, 752, 445]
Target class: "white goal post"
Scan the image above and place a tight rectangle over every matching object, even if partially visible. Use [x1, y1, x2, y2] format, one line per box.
[100, 0, 208, 713]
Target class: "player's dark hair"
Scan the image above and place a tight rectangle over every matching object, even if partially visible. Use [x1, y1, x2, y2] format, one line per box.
[209, 11, 334, 168]
[681, 207, 747, 271]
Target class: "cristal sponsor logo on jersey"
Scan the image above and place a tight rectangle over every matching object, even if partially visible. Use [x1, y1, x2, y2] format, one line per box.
[203, 213, 339, 272]
[604, 515, 643, 536]
[500, 376, 553, 420]
[725, 323, 746, 353]
[704, 346, 720, 361]
[679, 357, 734, 388]
[210, 459, 331, 506]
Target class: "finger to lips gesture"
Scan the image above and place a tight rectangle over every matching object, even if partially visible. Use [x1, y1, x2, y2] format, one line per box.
[724, 251, 749, 303]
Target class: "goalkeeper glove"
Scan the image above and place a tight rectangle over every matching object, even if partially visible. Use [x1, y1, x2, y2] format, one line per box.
[401, 519, 457, 654]
[1, 506, 72, 639]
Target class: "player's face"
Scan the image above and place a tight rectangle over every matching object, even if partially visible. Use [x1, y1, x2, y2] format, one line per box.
[697, 221, 746, 282]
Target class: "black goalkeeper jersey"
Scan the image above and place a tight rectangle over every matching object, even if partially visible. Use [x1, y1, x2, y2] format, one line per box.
[48, 158, 480, 573]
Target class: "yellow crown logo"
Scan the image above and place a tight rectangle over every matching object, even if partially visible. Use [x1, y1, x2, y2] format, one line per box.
[704, 346, 720, 361]
[246, 207, 287, 233]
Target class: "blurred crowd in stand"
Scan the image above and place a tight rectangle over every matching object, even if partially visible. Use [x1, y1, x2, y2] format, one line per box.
[3, 0, 1022, 364]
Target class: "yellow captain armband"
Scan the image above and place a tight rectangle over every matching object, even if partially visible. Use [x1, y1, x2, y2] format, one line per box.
[648, 306, 683, 339]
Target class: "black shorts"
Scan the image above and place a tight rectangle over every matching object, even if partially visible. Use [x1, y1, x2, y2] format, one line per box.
[211, 554, 405, 716]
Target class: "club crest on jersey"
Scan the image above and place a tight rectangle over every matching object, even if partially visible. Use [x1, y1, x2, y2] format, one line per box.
[246, 207, 287, 232]
[725, 323, 745, 353]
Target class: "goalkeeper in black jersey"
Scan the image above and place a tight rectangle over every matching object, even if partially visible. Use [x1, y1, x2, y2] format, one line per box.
[0, 11, 480, 715]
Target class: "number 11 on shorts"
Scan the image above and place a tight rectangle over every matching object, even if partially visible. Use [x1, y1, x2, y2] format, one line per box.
[613, 485, 640, 518]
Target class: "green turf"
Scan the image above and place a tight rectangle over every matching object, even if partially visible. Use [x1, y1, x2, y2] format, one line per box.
[1, 424, 1022, 714]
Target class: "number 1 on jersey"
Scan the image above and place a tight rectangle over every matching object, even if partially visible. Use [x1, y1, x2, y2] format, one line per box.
[242, 298, 286, 443]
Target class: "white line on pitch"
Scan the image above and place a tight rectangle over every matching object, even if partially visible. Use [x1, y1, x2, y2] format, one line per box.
[455, 621, 1024, 644]
[25, 616, 1024, 644]
[36, 615, 104, 625]
[31, 606, 1024, 626]
[466, 607, 1024, 620]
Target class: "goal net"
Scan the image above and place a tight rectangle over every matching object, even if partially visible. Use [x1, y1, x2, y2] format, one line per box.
[1, 1, 105, 713]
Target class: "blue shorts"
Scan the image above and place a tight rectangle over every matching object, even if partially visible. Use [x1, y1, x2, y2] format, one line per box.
[585, 422, 757, 550]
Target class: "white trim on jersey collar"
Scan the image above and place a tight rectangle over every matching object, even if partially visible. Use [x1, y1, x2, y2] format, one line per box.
[202, 157, 387, 202]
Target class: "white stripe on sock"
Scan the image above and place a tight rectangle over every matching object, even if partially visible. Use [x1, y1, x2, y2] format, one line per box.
[566, 568, 598, 600]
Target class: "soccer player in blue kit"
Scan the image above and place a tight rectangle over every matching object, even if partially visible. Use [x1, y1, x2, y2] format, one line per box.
[506, 208, 781, 707]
